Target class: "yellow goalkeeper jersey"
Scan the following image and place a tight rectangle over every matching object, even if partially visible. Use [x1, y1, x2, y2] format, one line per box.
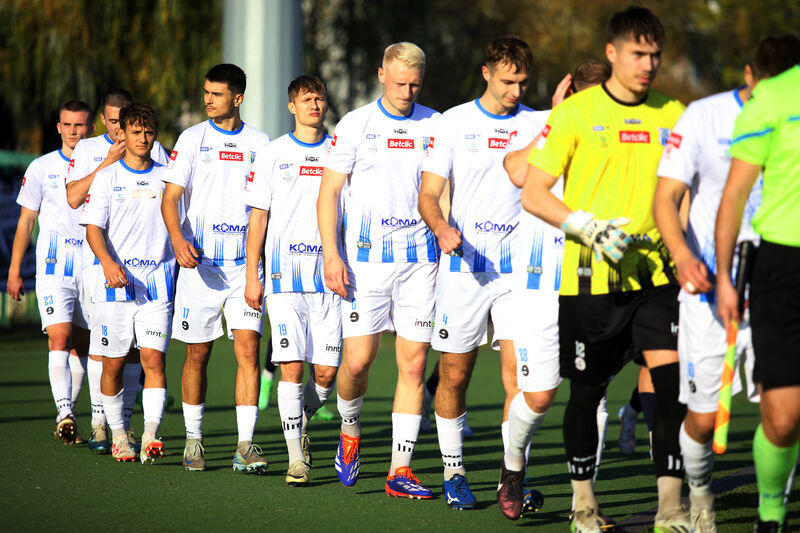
[528, 84, 684, 296]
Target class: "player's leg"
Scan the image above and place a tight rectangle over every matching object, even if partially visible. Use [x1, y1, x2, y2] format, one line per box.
[420, 360, 439, 433]
[46, 321, 77, 442]
[638, 367, 656, 452]
[122, 348, 142, 448]
[278, 361, 307, 483]
[230, 327, 266, 472]
[258, 336, 276, 410]
[498, 340, 520, 453]
[79, 266, 109, 451]
[619, 384, 642, 455]
[69, 326, 89, 408]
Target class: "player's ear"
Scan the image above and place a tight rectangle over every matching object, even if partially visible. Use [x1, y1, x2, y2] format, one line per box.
[481, 65, 490, 83]
[377, 66, 386, 84]
[56, 122, 63, 135]
[605, 42, 616, 64]
[287, 101, 297, 116]
[233, 93, 244, 108]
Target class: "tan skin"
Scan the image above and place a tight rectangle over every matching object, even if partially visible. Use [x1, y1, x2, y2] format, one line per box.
[317, 61, 428, 464]
[161, 79, 260, 407]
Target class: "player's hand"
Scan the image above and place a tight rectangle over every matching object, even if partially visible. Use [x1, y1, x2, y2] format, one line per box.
[324, 255, 350, 298]
[552, 73, 573, 107]
[244, 278, 264, 311]
[101, 260, 128, 289]
[562, 210, 631, 264]
[6, 274, 24, 301]
[172, 237, 200, 268]
[106, 139, 126, 165]
[674, 253, 713, 294]
[435, 224, 462, 255]
[715, 278, 739, 330]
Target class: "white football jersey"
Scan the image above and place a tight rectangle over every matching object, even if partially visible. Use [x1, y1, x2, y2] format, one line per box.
[505, 110, 566, 292]
[325, 99, 439, 264]
[242, 132, 332, 294]
[423, 100, 548, 274]
[16, 149, 84, 279]
[68, 133, 168, 269]
[163, 120, 270, 266]
[656, 88, 762, 304]
[80, 160, 175, 303]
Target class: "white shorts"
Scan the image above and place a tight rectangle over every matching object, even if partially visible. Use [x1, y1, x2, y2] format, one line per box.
[512, 289, 562, 393]
[172, 263, 264, 343]
[430, 270, 515, 353]
[81, 265, 100, 328]
[90, 299, 173, 358]
[36, 275, 89, 331]
[342, 261, 436, 343]
[678, 300, 759, 413]
[266, 292, 342, 367]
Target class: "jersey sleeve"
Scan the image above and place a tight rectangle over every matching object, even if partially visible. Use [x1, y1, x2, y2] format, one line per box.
[325, 112, 361, 175]
[526, 104, 579, 178]
[16, 158, 43, 211]
[241, 148, 273, 211]
[79, 169, 111, 229]
[656, 102, 701, 186]
[421, 112, 457, 179]
[162, 130, 197, 188]
[66, 139, 90, 185]
[151, 142, 169, 165]
[730, 89, 775, 167]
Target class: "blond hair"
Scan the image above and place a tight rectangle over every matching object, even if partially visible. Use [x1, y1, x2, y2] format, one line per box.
[382, 42, 426, 72]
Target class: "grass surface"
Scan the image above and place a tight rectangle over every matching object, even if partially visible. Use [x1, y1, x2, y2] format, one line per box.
[0, 326, 797, 532]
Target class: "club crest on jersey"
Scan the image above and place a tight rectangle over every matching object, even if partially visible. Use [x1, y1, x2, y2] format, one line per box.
[67, 159, 75, 173]
[659, 128, 671, 146]
[421, 136, 434, 152]
[249, 151, 257, 163]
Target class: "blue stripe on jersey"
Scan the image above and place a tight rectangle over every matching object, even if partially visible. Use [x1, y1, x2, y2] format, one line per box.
[448, 218, 463, 271]
[382, 235, 394, 263]
[106, 286, 117, 302]
[424, 228, 438, 263]
[292, 261, 304, 292]
[526, 229, 544, 289]
[554, 254, 562, 292]
[93, 255, 100, 265]
[64, 250, 74, 277]
[357, 213, 372, 262]
[164, 263, 175, 300]
[146, 273, 158, 301]
[213, 239, 224, 266]
[472, 243, 487, 272]
[46, 231, 57, 275]
[234, 241, 245, 266]
[313, 262, 325, 293]
[731, 127, 773, 144]
[271, 241, 281, 293]
[342, 212, 348, 232]
[500, 241, 512, 274]
[125, 282, 136, 301]
[406, 233, 418, 263]
[788, 116, 800, 122]
[194, 215, 205, 254]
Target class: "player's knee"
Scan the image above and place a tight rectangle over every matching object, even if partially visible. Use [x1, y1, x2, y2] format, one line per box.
[313, 366, 337, 388]
[48, 332, 71, 351]
[684, 410, 715, 443]
[525, 389, 556, 414]
[342, 355, 371, 380]
[438, 362, 470, 392]
[279, 361, 304, 383]
[568, 381, 606, 410]
[763, 411, 800, 446]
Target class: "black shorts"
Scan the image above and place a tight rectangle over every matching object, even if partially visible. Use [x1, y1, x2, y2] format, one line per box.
[750, 240, 800, 391]
[559, 284, 679, 384]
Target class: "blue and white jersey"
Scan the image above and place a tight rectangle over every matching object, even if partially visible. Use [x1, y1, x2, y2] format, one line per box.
[656, 88, 762, 304]
[325, 99, 440, 264]
[423, 100, 549, 274]
[242, 132, 333, 294]
[163, 120, 271, 267]
[80, 160, 175, 303]
[17, 149, 84, 279]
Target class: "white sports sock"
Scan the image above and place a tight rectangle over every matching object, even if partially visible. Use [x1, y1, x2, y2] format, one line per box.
[87, 358, 106, 426]
[337, 394, 363, 437]
[183, 402, 204, 439]
[236, 404, 258, 443]
[436, 411, 466, 479]
[679, 422, 714, 499]
[48, 350, 72, 419]
[505, 392, 547, 472]
[389, 412, 422, 475]
[278, 381, 304, 463]
[122, 362, 141, 429]
[501, 419, 510, 454]
[101, 389, 125, 439]
[594, 394, 609, 485]
[302, 378, 334, 432]
[69, 355, 87, 405]
[142, 388, 166, 436]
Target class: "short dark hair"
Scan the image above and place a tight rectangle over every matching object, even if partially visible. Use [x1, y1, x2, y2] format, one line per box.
[486, 36, 533, 74]
[119, 103, 158, 132]
[750, 33, 800, 80]
[288, 74, 327, 101]
[59, 100, 92, 118]
[607, 6, 665, 46]
[572, 59, 612, 92]
[206, 63, 247, 95]
[100, 88, 133, 113]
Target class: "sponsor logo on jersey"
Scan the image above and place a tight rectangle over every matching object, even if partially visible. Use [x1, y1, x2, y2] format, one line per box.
[414, 319, 433, 328]
[280, 163, 290, 170]
[247, 171, 254, 185]
[200, 146, 210, 152]
[394, 128, 407, 134]
[21, 177, 26, 188]
[212, 223, 246, 234]
[488, 137, 508, 149]
[145, 329, 168, 339]
[366, 134, 376, 139]
[288, 242, 323, 255]
[475, 220, 514, 233]
[67, 159, 75, 173]
[666, 133, 682, 149]
[624, 118, 641, 124]
[388, 138, 414, 149]
[299, 166, 323, 177]
[535, 125, 550, 150]
[381, 217, 418, 228]
[330, 135, 337, 147]
[465, 134, 476, 139]
[244, 308, 262, 319]
[48, 174, 58, 180]
[592, 125, 605, 132]
[619, 130, 650, 143]
[123, 258, 157, 267]
[325, 344, 341, 352]
[422, 136, 434, 152]
[219, 151, 243, 161]
[136, 180, 148, 186]
[64, 238, 83, 246]
[224, 142, 238, 148]
[494, 127, 509, 134]
[113, 186, 125, 192]
[629, 233, 652, 243]
[167, 150, 178, 169]
[84, 193, 90, 205]
[305, 156, 319, 162]
[93, 156, 103, 162]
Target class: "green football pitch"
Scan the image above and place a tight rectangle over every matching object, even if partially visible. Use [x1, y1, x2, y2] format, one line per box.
[1, 326, 797, 532]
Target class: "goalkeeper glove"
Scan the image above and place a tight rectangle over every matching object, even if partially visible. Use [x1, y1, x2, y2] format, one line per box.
[562, 210, 631, 263]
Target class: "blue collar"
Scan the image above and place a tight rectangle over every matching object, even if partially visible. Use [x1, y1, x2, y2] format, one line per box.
[733, 86, 746, 109]
[120, 159, 154, 174]
[57, 148, 70, 162]
[377, 98, 414, 120]
[289, 131, 328, 147]
[474, 99, 518, 120]
[208, 119, 245, 135]
[103, 133, 114, 145]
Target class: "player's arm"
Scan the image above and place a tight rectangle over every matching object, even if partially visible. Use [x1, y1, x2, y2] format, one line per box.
[317, 168, 349, 298]
[85, 224, 127, 288]
[6, 207, 37, 300]
[653, 177, 712, 294]
[418, 171, 461, 254]
[714, 158, 761, 328]
[520, 165, 569, 227]
[244, 207, 267, 311]
[504, 138, 539, 188]
[161, 182, 198, 268]
[66, 139, 125, 208]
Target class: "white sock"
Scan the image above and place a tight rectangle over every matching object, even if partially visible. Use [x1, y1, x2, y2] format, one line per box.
[49, 350, 72, 419]
[390, 412, 421, 475]
[278, 381, 304, 463]
[236, 404, 258, 443]
[505, 392, 547, 472]
[302, 378, 334, 432]
[142, 387, 166, 436]
[122, 362, 141, 429]
[436, 411, 466, 479]
[501, 419, 510, 454]
[337, 394, 363, 437]
[69, 355, 87, 405]
[183, 402, 204, 439]
[87, 358, 106, 426]
[679, 422, 714, 504]
[101, 389, 125, 439]
[594, 394, 609, 484]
